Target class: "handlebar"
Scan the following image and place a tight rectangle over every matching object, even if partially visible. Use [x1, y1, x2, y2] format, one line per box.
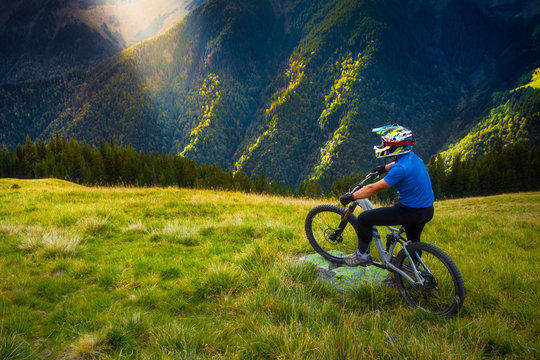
[350, 172, 379, 193]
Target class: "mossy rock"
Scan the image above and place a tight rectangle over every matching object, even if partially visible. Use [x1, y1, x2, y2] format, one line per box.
[299, 252, 388, 293]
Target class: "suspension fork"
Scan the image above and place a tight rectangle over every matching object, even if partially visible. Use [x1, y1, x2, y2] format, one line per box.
[329, 202, 357, 241]
[342, 202, 357, 221]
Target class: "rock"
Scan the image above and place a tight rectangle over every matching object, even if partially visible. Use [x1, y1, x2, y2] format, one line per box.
[299, 253, 388, 293]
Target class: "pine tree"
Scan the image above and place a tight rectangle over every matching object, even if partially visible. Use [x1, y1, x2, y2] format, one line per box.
[0, 143, 12, 177]
[22, 135, 37, 178]
[427, 154, 446, 199]
[447, 154, 466, 198]
[36, 139, 47, 161]
[299, 179, 323, 198]
[253, 171, 270, 193]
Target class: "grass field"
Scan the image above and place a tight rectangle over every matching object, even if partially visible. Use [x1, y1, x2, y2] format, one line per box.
[0, 178, 538, 359]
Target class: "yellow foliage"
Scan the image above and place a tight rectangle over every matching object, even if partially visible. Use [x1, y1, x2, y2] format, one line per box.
[182, 74, 222, 156]
[518, 67, 540, 90]
[266, 58, 305, 115]
[318, 51, 369, 129]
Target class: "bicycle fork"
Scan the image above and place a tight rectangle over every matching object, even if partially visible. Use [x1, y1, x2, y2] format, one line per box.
[329, 203, 357, 242]
[328, 202, 357, 242]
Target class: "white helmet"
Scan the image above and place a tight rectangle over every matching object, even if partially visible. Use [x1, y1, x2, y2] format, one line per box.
[372, 124, 416, 158]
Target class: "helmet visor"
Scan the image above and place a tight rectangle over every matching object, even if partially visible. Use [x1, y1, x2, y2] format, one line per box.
[384, 139, 416, 147]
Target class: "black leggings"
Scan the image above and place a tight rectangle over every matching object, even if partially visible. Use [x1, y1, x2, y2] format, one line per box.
[356, 203, 434, 252]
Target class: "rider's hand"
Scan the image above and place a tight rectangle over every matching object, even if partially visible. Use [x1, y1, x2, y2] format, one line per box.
[373, 165, 386, 175]
[340, 192, 355, 206]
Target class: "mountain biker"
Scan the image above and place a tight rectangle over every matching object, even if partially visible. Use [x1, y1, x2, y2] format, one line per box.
[339, 124, 435, 267]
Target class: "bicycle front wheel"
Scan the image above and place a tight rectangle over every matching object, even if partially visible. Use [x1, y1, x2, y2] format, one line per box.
[394, 242, 465, 315]
[305, 204, 359, 264]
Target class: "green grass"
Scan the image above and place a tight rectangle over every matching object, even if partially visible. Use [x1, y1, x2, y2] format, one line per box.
[0, 178, 538, 359]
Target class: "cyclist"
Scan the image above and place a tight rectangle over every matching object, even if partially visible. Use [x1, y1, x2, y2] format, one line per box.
[339, 124, 435, 267]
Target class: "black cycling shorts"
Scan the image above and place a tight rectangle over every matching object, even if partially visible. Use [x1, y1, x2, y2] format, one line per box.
[355, 203, 434, 252]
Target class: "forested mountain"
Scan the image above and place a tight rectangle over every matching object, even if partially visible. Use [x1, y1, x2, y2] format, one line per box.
[1, 0, 539, 188]
[0, 0, 199, 84]
[440, 68, 540, 163]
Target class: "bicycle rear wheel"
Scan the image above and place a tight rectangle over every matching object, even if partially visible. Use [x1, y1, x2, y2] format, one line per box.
[305, 204, 359, 264]
[394, 242, 465, 315]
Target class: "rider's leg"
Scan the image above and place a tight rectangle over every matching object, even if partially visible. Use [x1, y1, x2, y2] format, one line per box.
[402, 205, 434, 262]
[351, 204, 434, 267]
[402, 222, 427, 266]
[356, 204, 434, 251]
[348, 206, 403, 266]
[404, 222, 426, 242]
[403, 205, 434, 242]
[356, 205, 403, 252]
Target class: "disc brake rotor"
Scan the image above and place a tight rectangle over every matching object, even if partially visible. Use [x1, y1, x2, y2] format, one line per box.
[324, 228, 343, 243]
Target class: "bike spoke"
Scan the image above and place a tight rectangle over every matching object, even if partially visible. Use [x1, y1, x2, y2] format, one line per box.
[308, 207, 357, 258]
[398, 243, 462, 315]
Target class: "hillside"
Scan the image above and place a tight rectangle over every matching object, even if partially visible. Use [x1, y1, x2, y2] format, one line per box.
[0, 0, 198, 84]
[440, 68, 540, 163]
[0, 179, 538, 358]
[1, 0, 539, 188]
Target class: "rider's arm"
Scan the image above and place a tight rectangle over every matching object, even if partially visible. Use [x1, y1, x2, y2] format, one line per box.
[352, 179, 390, 200]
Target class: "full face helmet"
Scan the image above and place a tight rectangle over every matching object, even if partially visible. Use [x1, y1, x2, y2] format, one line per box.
[372, 124, 416, 158]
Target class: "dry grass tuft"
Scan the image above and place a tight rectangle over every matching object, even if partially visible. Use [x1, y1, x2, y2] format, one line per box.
[160, 221, 196, 237]
[0, 222, 24, 236]
[77, 215, 109, 234]
[19, 228, 81, 255]
[123, 220, 148, 233]
[68, 333, 104, 360]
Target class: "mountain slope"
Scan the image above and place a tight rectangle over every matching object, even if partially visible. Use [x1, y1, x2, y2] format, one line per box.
[1, 0, 539, 187]
[440, 68, 540, 163]
[233, 0, 540, 186]
[10, 0, 312, 160]
[0, 0, 197, 84]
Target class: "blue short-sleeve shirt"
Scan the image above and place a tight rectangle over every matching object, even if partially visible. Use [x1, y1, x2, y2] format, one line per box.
[383, 152, 434, 208]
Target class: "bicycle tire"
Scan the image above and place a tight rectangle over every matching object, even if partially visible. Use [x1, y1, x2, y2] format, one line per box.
[305, 204, 359, 264]
[394, 242, 465, 315]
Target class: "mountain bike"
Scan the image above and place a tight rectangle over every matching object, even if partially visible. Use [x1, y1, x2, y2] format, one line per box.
[304, 172, 465, 315]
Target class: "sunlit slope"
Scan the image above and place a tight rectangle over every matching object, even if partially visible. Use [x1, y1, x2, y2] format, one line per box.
[0, 178, 538, 358]
[522, 68, 540, 89]
[0, 0, 196, 83]
[441, 69, 540, 163]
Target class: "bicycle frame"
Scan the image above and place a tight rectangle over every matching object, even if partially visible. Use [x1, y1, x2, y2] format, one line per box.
[342, 197, 428, 286]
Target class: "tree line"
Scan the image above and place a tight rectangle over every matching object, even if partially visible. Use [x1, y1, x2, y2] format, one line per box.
[0, 134, 293, 195]
[427, 141, 540, 199]
[299, 141, 540, 201]
[1, 135, 538, 200]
